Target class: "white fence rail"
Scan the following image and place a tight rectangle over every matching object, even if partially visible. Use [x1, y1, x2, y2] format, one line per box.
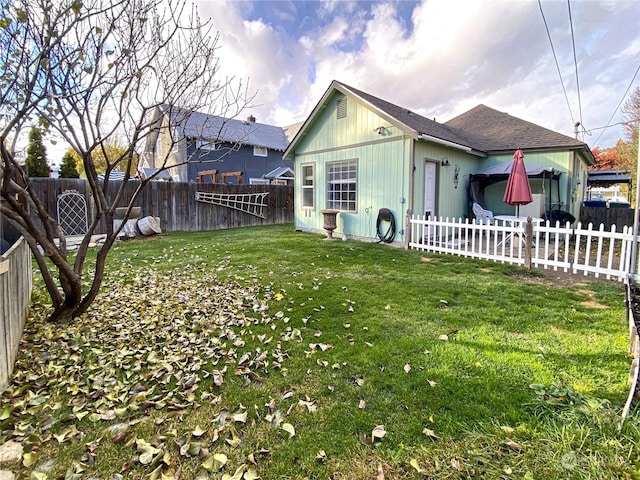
[409, 215, 634, 282]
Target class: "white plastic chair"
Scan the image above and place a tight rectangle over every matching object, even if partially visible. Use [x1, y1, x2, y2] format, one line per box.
[472, 202, 494, 225]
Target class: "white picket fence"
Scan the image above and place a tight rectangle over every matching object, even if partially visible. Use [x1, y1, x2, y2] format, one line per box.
[409, 215, 634, 282]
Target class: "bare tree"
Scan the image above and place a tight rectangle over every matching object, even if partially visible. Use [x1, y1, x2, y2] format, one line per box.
[0, 0, 254, 321]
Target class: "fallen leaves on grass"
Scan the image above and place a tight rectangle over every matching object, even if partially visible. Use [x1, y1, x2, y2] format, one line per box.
[1, 262, 302, 478]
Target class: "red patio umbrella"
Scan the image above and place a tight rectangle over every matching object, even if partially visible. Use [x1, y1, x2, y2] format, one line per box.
[503, 149, 533, 217]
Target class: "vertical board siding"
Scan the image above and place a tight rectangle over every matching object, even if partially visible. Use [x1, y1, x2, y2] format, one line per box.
[293, 92, 411, 242]
[27, 179, 293, 233]
[0, 237, 32, 391]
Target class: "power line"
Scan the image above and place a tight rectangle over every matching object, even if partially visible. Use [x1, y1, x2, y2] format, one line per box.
[567, 0, 583, 137]
[538, 0, 575, 127]
[592, 63, 640, 146]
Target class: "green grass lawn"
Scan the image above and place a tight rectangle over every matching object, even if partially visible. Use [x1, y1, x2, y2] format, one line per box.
[1, 224, 639, 479]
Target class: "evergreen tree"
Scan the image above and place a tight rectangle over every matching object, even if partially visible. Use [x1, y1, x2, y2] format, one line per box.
[59, 149, 80, 178]
[25, 127, 49, 177]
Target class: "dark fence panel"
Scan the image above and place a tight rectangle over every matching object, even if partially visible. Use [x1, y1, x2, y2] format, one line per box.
[579, 206, 634, 230]
[28, 179, 293, 234]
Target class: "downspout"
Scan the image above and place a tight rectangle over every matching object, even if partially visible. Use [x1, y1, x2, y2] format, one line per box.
[405, 135, 415, 250]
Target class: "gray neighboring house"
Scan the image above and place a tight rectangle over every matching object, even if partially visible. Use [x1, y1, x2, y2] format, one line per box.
[143, 105, 293, 184]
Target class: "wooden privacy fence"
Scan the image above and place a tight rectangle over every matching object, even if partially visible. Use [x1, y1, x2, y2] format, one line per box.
[28, 178, 293, 234]
[409, 215, 634, 282]
[580, 206, 634, 231]
[0, 237, 32, 391]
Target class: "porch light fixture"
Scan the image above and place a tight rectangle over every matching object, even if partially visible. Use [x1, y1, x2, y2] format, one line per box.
[374, 126, 386, 135]
[441, 158, 450, 167]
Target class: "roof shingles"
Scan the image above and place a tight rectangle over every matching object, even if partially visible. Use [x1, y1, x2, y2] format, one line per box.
[164, 106, 289, 152]
[335, 82, 588, 154]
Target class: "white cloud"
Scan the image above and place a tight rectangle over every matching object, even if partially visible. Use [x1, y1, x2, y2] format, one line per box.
[192, 0, 638, 148]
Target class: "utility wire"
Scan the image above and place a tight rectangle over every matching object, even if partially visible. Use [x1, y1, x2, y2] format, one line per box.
[567, 0, 583, 136]
[538, 0, 575, 127]
[593, 63, 640, 147]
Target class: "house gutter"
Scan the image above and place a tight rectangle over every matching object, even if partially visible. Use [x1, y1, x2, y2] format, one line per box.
[418, 134, 472, 153]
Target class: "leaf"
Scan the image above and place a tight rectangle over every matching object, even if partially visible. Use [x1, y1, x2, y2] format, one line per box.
[371, 425, 387, 441]
[404, 364, 411, 373]
[0, 406, 12, 420]
[243, 467, 259, 480]
[23, 452, 38, 468]
[281, 423, 295, 438]
[315, 450, 327, 463]
[147, 465, 162, 480]
[192, 426, 206, 438]
[222, 464, 246, 480]
[410, 458, 426, 473]
[422, 428, 439, 439]
[438, 334, 449, 341]
[505, 438, 522, 451]
[358, 399, 366, 409]
[232, 411, 248, 423]
[202, 453, 227, 473]
[427, 379, 437, 387]
[136, 438, 160, 465]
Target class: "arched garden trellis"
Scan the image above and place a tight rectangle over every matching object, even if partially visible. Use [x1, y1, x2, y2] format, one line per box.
[56, 189, 88, 236]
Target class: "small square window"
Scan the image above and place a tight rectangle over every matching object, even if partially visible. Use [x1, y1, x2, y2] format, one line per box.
[196, 139, 218, 151]
[254, 146, 268, 157]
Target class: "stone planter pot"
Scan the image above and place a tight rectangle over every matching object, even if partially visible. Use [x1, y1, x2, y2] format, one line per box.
[320, 209, 339, 240]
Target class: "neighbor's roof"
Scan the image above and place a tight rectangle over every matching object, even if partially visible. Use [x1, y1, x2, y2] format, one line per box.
[445, 105, 588, 153]
[163, 106, 289, 151]
[264, 166, 294, 179]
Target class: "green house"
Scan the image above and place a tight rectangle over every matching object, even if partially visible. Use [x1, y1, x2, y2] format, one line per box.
[283, 81, 595, 246]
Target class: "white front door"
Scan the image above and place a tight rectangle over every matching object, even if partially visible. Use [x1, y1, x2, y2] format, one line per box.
[423, 161, 437, 236]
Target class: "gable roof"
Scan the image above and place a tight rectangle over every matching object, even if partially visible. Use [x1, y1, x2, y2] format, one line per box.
[337, 82, 482, 153]
[284, 80, 594, 163]
[445, 104, 587, 153]
[162, 105, 289, 152]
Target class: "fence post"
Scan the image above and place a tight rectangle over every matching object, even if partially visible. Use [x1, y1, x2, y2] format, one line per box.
[524, 216, 533, 269]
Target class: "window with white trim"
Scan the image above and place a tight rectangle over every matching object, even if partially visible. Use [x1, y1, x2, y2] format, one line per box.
[196, 139, 218, 151]
[327, 159, 356, 211]
[253, 146, 268, 157]
[301, 163, 314, 209]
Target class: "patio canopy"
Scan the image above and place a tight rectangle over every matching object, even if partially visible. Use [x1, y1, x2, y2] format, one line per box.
[469, 161, 562, 212]
[587, 169, 631, 187]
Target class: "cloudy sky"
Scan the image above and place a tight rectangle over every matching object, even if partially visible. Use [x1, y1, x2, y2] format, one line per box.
[195, 0, 640, 150]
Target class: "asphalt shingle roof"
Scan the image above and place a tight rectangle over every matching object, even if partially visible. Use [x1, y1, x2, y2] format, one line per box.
[337, 82, 477, 149]
[334, 82, 588, 154]
[444, 104, 586, 152]
[164, 106, 289, 151]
